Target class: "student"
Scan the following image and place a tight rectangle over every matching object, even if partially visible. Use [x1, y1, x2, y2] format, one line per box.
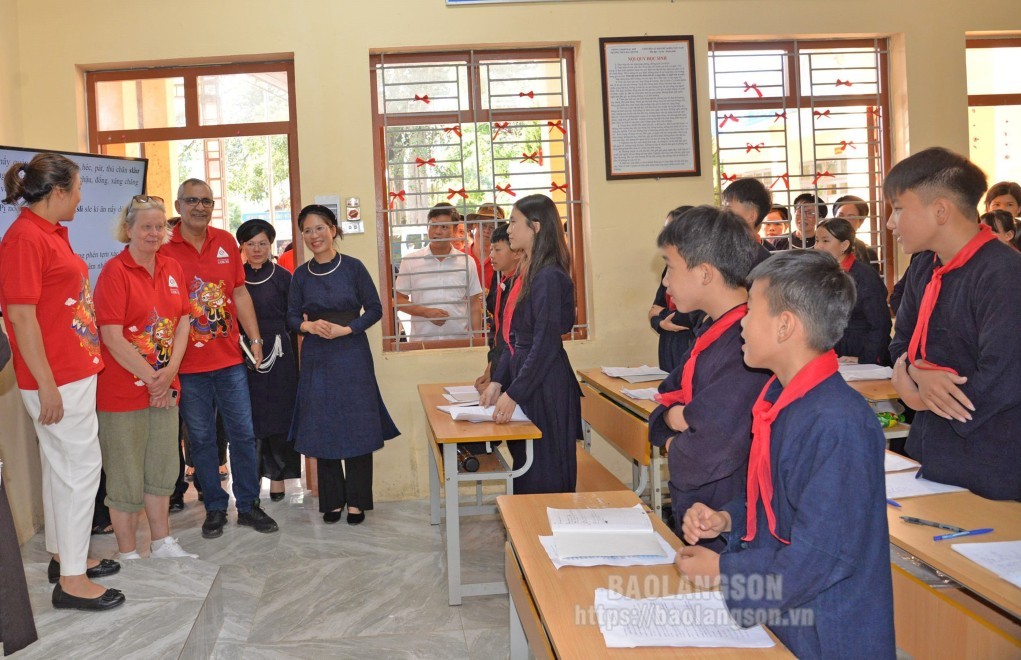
[721, 178, 774, 265]
[474, 224, 519, 392]
[888, 147, 1021, 501]
[984, 180, 1021, 216]
[773, 193, 826, 250]
[980, 209, 1020, 250]
[677, 250, 895, 659]
[815, 217, 892, 365]
[648, 206, 770, 544]
[832, 194, 879, 267]
[649, 205, 697, 373]
[760, 205, 789, 247]
[480, 194, 581, 494]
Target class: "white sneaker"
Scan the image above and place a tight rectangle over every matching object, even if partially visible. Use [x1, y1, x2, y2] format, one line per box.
[117, 550, 142, 560]
[150, 536, 199, 559]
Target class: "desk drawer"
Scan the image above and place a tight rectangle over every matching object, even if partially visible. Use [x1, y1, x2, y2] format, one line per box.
[580, 383, 651, 467]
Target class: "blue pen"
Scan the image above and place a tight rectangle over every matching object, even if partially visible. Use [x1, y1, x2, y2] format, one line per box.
[933, 528, 994, 541]
[886, 498, 902, 508]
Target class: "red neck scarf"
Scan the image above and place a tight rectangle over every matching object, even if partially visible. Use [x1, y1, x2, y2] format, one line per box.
[744, 350, 839, 544]
[501, 276, 525, 355]
[839, 253, 855, 271]
[908, 225, 995, 375]
[493, 271, 516, 334]
[654, 304, 747, 407]
[665, 291, 677, 312]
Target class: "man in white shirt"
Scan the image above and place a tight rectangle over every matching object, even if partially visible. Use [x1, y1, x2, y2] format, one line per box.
[395, 203, 484, 341]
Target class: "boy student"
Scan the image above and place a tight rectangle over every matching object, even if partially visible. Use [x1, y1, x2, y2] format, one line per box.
[474, 224, 520, 393]
[721, 178, 775, 263]
[888, 147, 1021, 501]
[677, 251, 895, 659]
[649, 206, 770, 543]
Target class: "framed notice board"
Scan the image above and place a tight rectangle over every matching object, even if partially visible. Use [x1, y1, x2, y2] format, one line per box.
[599, 35, 701, 180]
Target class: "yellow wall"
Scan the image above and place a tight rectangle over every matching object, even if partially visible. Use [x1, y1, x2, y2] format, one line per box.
[3, 0, 1019, 522]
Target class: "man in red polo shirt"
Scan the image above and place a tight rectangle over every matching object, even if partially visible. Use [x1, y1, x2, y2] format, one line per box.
[160, 178, 278, 538]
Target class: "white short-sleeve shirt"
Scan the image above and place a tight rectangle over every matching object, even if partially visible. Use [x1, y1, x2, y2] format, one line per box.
[395, 246, 483, 340]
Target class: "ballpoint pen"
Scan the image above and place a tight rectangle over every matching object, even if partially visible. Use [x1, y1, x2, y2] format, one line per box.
[900, 516, 966, 533]
[886, 498, 901, 508]
[933, 528, 994, 541]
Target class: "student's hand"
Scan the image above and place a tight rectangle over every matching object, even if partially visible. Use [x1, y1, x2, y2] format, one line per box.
[474, 373, 490, 394]
[330, 324, 353, 339]
[665, 405, 689, 432]
[891, 353, 925, 410]
[421, 307, 450, 326]
[665, 436, 674, 453]
[838, 355, 859, 364]
[146, 368, 175, 399]
[649, 304, 665, 321]
[681, 503, 729, 545]
[675, 545, 721, 588]
[909, 360, 974, 423]
[480, 382, 502, 407]
[492, 392, 516, 424]
[659, 316, 686, 333]
[37, 383, 64, 425]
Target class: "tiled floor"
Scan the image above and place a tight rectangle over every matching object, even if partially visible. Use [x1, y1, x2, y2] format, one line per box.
[11, 479, 511, 659]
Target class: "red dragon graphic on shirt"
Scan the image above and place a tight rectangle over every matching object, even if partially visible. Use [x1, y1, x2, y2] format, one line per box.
[188, 277, 232, 344]
[129, 310, 177, 370]
[69, 276, 101, 360]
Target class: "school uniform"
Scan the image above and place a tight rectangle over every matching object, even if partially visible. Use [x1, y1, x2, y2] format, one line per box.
[649, 267, 695, 373]
[719, 371, 895, 659]
[889, 238, 1021, 501]
[835, 259, 892, 366]
[649, 309, 770, 541]
[772, 232, 815, 250]
[752, 241, 773, 268]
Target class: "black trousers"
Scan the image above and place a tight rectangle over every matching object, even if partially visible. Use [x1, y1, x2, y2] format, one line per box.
[258, 433, 302, 481]
[317, 454, 373, 513]
[0, 482, 37, 655]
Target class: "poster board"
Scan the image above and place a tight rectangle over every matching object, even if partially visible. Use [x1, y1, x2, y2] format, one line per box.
[0, 146, 148, 285]
[599, 36, 701, 180]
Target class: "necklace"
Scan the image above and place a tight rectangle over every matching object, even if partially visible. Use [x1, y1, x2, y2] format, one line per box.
[307, 252, 341, 277]
[245, 262, 276, 286]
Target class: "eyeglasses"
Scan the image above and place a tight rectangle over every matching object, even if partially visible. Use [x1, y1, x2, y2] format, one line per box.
[127, 194, 164, 209]
[244, 241, 272, 250]
[181, 196, 215, 208]
[301, 225, 331, 237]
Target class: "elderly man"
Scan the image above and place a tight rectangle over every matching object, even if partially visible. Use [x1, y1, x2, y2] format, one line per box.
[160, 178, 278, 538]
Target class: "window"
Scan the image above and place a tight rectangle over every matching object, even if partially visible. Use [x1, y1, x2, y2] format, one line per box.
[371, 48, 586, 351]
[709, 39, 894, 282]
[86, 61, 300, 256]
[967, 37, 1021, 187]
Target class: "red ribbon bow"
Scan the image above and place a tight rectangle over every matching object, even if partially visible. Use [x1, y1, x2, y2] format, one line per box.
[414, 94, 430, 104]
[415, 157, 436, 168]
[447, 188, 468, 200]
[813, 109, 832, 119]
[519, 91, 534, 99]
[520, 149, 543, 165]
[718, 113, 739, 128]
[388, 190, 406, 209]
[773, 111, 787, 124]
[769, 173, 790, 190]
[835, 79, 853, 87]
[746, 142, 764, 153]
[492, 122, 510, 139]
[743, 81, 764, 98]
[547, 120, 566, 135]
[838, 140, 856, 153]
[549, 181, 568, 193]
[721, 172, 739, 182]
[811, 171, 835, 185]
[496, 184, 516, 197]
[444, 125, 462, 138]
[868, 106, 882, 119]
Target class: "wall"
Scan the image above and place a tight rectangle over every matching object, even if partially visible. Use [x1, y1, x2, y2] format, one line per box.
[5, 0, 1019, 518]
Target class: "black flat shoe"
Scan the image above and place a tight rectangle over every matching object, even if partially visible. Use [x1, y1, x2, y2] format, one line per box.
[169, 495, 185, 512]
[323, 510, 342, 524]
[52, 583, 125, 611]
[269, 492, 285, 502]
[346, 511, 365, 525]
[48, 558, 121, 584]
[202, 510, 228, 539]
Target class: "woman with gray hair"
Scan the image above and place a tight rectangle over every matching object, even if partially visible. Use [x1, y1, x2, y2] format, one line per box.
[93, 195, 197, 562]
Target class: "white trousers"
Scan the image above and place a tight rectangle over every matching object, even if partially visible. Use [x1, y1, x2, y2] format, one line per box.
[20, 375, 101, 576]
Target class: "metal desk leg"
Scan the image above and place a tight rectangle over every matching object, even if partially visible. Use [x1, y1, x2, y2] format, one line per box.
[651, 452, 664, 520]
[582, 419, 592, 452]
[443, 442, 462, 605]
[429, 438, 440, 526]
[509, 593, 528, 660]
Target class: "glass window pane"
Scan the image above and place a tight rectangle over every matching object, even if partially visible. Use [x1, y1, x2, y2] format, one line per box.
[969, 104, 1021, 185]
[481, 58, 567, 109]
[198, 72, 290, 125]
[967, 47, 1021, 95]
[95, 77, 185, 131]
[800, 49, 881, 97]
[709, 50, 787, 100]
[376, 62, 469, 115]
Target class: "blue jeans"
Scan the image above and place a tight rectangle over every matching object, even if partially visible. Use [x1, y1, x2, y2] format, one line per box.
[179, 364, 260, 513]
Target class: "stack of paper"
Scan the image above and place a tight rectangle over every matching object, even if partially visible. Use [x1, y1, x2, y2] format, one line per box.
[884, 452, 920, 473]
[442, 385, 480, 403]
[594, 589, 775, 649]
[838, 363, 894, 381]
[885, 470, 967, 499]
[437, 404, 530, 423]
[601, 365, 669, 383]
[539, 534, 675, 569]
[951, 541, 1021, 589]
[622, 387, 659, 401]
[548, 504, 666, 559]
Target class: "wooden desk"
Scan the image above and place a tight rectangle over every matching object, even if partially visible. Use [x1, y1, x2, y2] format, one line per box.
[576, 368, 665, 517]
[847, 377, 911, 440]
[499, 490, 791, 659]
[887, 489, 1021, 657]
[418, 383, 542, 606]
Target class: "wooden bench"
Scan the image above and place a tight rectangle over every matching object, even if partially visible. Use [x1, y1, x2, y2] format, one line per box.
[575, 443, 630, 492]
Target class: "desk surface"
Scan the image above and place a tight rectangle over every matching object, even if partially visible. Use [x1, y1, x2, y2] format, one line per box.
[847, 378, 899, 402]
[887, 489, 1021, 618]
[418, 383, 542, 444]
[577, 368, 660, 419]
[499, 490, 791, 658]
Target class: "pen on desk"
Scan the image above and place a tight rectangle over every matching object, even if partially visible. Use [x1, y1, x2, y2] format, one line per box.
[886, 498, 901, 508]
[933, 528, 994, 542]
[900, 516, 966, 533]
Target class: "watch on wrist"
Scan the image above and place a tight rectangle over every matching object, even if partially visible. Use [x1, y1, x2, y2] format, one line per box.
[251, 338, 264, 345]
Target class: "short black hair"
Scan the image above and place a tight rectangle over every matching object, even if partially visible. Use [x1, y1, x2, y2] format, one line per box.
[427, 201, 461, 222]
[666, 205, 695, 225]
[748, 250, 855, 352]
[656, 205, 758, 288]
[722, 178, 773, 227]
[981, 209, 1017, 235]
[883, 147, 987, 217]
[490, 223, 509, 244]
[768, 205, 789, 221]
[984, 181, 1021, 210]
[815, 217, 856, 254]
[297, 204, 342, 239]
[833, 194, 869, 218]
[793, 193, 828, 218]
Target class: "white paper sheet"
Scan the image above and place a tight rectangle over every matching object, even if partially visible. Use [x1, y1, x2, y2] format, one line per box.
[437, 404, 530, 423]
[884, 452, 920, 473]
[549, 504, 665, 559]
[593, 589, 775, 649]
[442, 391, 479, 403]
[885, 470, 967, 499]
[951, 541, 1021, 589]
[444, 385, 479, 395]
[539, 534, 676, 569]
[601, 365, 669, 381]
[622, 387, 659, 401]
[838, 364, 894, 381]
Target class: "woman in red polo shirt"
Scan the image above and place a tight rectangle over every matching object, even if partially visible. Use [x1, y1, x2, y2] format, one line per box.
[0, 154, 124, 611]
[93, 196, 197, 562]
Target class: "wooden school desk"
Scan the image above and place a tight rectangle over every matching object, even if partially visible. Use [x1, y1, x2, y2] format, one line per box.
[576, 368, 665, 518]
[418, 383, 542, 606]
[847, 377, 911, 440]
[498, 490, 792, 659]
[887, 488, 1021, 657]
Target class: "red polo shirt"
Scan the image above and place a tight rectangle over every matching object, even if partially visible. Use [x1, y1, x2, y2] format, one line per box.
[159, 225, 245, 374]
[94, 248, 190, 412]
[0, 209, 103, 389]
